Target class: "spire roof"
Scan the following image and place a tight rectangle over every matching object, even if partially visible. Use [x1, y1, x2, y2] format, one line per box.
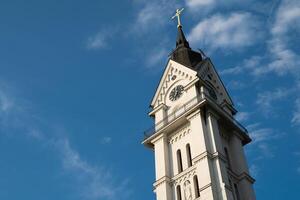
[176, 25, 190, 48]
[170, 25, 203, 68]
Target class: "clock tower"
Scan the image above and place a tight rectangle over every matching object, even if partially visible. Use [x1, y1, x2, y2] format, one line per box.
[142, 9, 256, 200]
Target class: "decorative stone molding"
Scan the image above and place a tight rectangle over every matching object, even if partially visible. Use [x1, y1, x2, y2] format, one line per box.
[151, 131, 166, 144]
[153, 176, 172, 189]
[169, 124, 191, 144]
[207, 109, 220, 121]
[155, 64, 195, 107]
[227, 169, 255, 184]
[149, 103, 168, 117]
[212, 151, 227, 163]
[199, 183, 212, 193]
[173, 67, 194, 81]
[224, 182, 233, 192]
[198, 62, 210, 79]
[193, 151, 227, 164]
[184, 77, 199, 91]
[172, 165, 197, 185]
[186, 108, 201, 121]
[219, 125, 230, 141]
[193, 151, 211, 164]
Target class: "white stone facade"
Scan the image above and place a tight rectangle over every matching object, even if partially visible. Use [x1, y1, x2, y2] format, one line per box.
[143, 59, 256, 200]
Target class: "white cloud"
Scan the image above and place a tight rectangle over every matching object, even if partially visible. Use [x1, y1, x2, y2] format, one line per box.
[235, 111, 251, 122]
[249, 164, 259, 177]
[132, 0, 179, 67]
[100, 136, 112, 144]
[259, 39, 300, 75]
[294, 152, 300, 156]
[246, 122, 283, 176]
[254, 0, 300, 76]
[292, 98, 300, 126]
[256, 88, 293, 115]
[145, 48, 168, 68]
[258, 143, 274, 158]
[27, 128, 44, 140]
[136, 3, 163, 29]
[134, 0, 179, 32]
[86, 27, 119, 50]
[271, 0, 300, 36]
[0, 90, 14, 112]
[188, 12, 262, 51]
[220, 66, 242, 76]
[87, 31, 110, 49]
[221, 0, 300, 77]
[185, 0, 255, 14]
[246, 123, 284, 166]
[186, 0, 215, 8]
[294, 152, 300, 174]
[247, 123, 283, 146]
[221, 56, 262, 76]
[226, 80, 247, 91]
[297, 167, 300, 174]
[0, 85, 35, 137]
[0, 82, 130, 200]
[248, 127, 273, 144]
[56, 138, 129, 200]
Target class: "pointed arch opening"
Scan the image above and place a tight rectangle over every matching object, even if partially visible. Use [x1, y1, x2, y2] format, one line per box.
[186, 143, 192, 167]
[234, 183, 240, 200]
[176, 185, 182, 200]
[193, 175, 200, 198]
[177, 149, 183, 173]
[224, 147, 231, 169]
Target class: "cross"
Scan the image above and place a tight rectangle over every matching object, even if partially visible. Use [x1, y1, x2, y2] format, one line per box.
[172, 8, 184, 27]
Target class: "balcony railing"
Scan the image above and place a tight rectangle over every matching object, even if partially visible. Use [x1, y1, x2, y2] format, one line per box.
[143, 92, 248, 140]
[144, 96, 202, 138]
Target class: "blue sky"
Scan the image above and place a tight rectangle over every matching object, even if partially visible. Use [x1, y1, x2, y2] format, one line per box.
[0, 0, 299, 199]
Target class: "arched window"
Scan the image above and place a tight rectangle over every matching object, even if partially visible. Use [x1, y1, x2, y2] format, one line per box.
[193, 175, 200, 198]
[224, 147, 231, 169]
[186, 144, 192, 167]
[177, 149, 183, 173]
[176, 185, 182, 200]
[234, 184, 240, 200]
[205, 80, 218, 100]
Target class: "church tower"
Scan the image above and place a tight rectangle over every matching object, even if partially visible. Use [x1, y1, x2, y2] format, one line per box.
[142, 9, 256, 200]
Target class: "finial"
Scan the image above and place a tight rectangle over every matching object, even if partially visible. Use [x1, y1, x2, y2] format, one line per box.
[172, 8, 184, 28]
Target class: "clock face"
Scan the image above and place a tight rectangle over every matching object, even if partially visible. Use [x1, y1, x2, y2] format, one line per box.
[169, 85, 184, 101]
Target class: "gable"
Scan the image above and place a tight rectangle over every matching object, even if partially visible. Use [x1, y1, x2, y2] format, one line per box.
[150, 59, 198, 108]
[197, 59, 234, 106]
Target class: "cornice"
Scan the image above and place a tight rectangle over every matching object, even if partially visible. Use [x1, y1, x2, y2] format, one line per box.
[143, 99, 206, 145]
[149, 103, 168, 117]
[193, 150, 226, 164]
[169, 124, 191, 144]
[151, 132, 167, 144]
[228, 169, 255, 184]
[186, 108, 201, 121]
[153, 176, 172, 189]
[199, 183, 212, 193]
[172, 165, 197, 185]
[184, 77, 199, 91]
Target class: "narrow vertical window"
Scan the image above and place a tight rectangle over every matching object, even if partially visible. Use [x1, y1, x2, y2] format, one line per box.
[176, 185, 182, 200]
[186, 144, 192, 167]
[193, 175, 200, 198]
[234, 184, 240, 200]
[177, 149, 183, 173]
[224, 147, 231, 169]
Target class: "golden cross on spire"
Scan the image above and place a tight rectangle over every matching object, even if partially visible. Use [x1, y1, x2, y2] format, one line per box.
[172, 8, 184, 27]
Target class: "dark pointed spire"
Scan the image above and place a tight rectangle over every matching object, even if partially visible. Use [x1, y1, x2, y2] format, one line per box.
[170, 8, 203, 68]
[176, 25, 190, 48]
[170, 25, 203, 68]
